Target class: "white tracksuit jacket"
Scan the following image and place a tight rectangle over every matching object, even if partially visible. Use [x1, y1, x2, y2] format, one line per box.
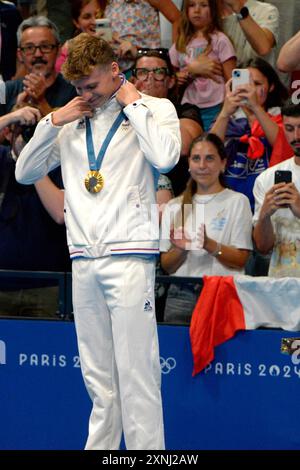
[16, 94, 181, 258]
[16, 93, 180, 450]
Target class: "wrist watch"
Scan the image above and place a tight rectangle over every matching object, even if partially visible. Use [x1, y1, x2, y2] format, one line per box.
[236, 6, 249, 21]
[211, 242, 222, 258]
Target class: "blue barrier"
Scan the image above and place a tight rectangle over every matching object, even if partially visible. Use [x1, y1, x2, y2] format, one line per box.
[0, 318, 299, 450]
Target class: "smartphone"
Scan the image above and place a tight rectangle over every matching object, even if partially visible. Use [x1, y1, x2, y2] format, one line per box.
[232, 68, 250, 92]
[274, 170, 292, 184]
[95, 18, 112, 42]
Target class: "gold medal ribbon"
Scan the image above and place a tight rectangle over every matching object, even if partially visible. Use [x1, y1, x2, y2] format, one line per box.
[85, 109, 126, 194]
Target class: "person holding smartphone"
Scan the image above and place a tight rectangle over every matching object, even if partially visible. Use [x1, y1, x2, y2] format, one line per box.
[253, 100, 300, 278]
[211, 57, 292, 213]
[55, 0, 103, 73]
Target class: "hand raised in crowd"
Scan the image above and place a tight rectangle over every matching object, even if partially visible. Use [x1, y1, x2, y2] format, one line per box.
[187, 48, 223, 82]
[259, 183, 285, 219]
[22, 72, 48, 102]
[273, 182, 300, 218]
[219, 79, 243, 117]
[51, 96, 94, 126]
[117, 39, 137, 59]
[116, 80, 141, 107]
[6, 106, 41, 126]
[260, 182, 300, 219]
[0, 106, 41, 133]
[112, 33, 137, 59]
[222, 0, 243, 13]
[176, 68, 190, 87]
[232, 81, 261, 111]
[170, 226, 192, 251]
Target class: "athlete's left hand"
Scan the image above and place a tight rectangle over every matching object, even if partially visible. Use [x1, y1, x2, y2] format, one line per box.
[116, 80, 141, 107]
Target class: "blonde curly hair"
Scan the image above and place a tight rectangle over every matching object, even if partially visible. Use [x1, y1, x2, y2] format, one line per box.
[61, 32, 117, 81]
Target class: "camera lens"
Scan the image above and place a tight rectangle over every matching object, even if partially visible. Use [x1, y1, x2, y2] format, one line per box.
[234, 70, 240, 77]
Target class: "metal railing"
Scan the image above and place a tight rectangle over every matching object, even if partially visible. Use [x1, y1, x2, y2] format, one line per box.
[0, 270, 70, 319]
[0, 270, 203, 321]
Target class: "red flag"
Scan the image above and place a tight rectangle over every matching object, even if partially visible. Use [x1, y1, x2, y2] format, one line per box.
[190, 276, 245, 376]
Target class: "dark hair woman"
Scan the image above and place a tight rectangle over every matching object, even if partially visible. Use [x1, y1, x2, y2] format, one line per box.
[160, 133, 253, 324]
[211, 57, 292, 212]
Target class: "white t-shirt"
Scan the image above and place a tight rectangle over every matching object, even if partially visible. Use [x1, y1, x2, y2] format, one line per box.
[222, 0, 279, 67]
[253, 157, 300, 277]
[160, 188, 253, 276]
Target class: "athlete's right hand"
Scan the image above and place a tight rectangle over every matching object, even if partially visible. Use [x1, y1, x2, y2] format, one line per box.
[51, 97, 94, 126]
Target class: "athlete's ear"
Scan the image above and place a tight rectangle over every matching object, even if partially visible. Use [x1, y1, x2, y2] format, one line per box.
[111, 61, 120, 78]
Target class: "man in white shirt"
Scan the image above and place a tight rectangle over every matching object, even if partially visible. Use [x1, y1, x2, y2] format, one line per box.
[253, 100, 300, 277]
[220, 0, 279, 66]
[16, 33, 181, 450]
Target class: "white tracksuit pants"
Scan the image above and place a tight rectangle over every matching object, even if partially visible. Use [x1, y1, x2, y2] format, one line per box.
[72, 255, 165, 450]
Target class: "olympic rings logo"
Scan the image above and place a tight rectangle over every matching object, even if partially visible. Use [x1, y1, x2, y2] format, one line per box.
[160, 356, 176, 374]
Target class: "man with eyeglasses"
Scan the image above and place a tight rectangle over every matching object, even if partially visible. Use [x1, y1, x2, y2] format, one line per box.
[0, 16, 76, 317]
[132, 48, 203, 195]
[0, 16, 77, 117]
[132, 49, 175, 100]
[134, 66, 170, 88]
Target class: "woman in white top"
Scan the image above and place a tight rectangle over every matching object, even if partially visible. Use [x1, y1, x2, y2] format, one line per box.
[160, 132, 253, 323]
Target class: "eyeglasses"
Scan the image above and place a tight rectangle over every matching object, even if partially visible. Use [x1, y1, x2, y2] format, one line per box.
[19, 44, 58, 55]
[133, 67, 169, 81]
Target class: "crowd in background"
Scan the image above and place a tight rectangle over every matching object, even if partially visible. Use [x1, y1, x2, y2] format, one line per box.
[1, 0, 300, 322]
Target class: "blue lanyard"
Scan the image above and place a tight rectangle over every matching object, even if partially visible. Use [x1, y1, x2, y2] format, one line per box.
[85, 110, 126, 171]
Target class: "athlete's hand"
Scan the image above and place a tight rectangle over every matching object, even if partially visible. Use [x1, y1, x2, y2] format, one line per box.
[116, 80, 141, 107]
[51, 97, 94, 126]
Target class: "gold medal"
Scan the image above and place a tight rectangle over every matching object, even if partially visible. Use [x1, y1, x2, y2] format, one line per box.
[84, 170, 104, 193]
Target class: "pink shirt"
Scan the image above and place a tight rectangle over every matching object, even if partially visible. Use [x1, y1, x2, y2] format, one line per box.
[169, 32, 236, 108]
[55, 43, 68, 73]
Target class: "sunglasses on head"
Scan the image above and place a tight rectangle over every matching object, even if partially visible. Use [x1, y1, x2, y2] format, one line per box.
[135, 48, 173, 75]
[137, 48, 170, 58]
